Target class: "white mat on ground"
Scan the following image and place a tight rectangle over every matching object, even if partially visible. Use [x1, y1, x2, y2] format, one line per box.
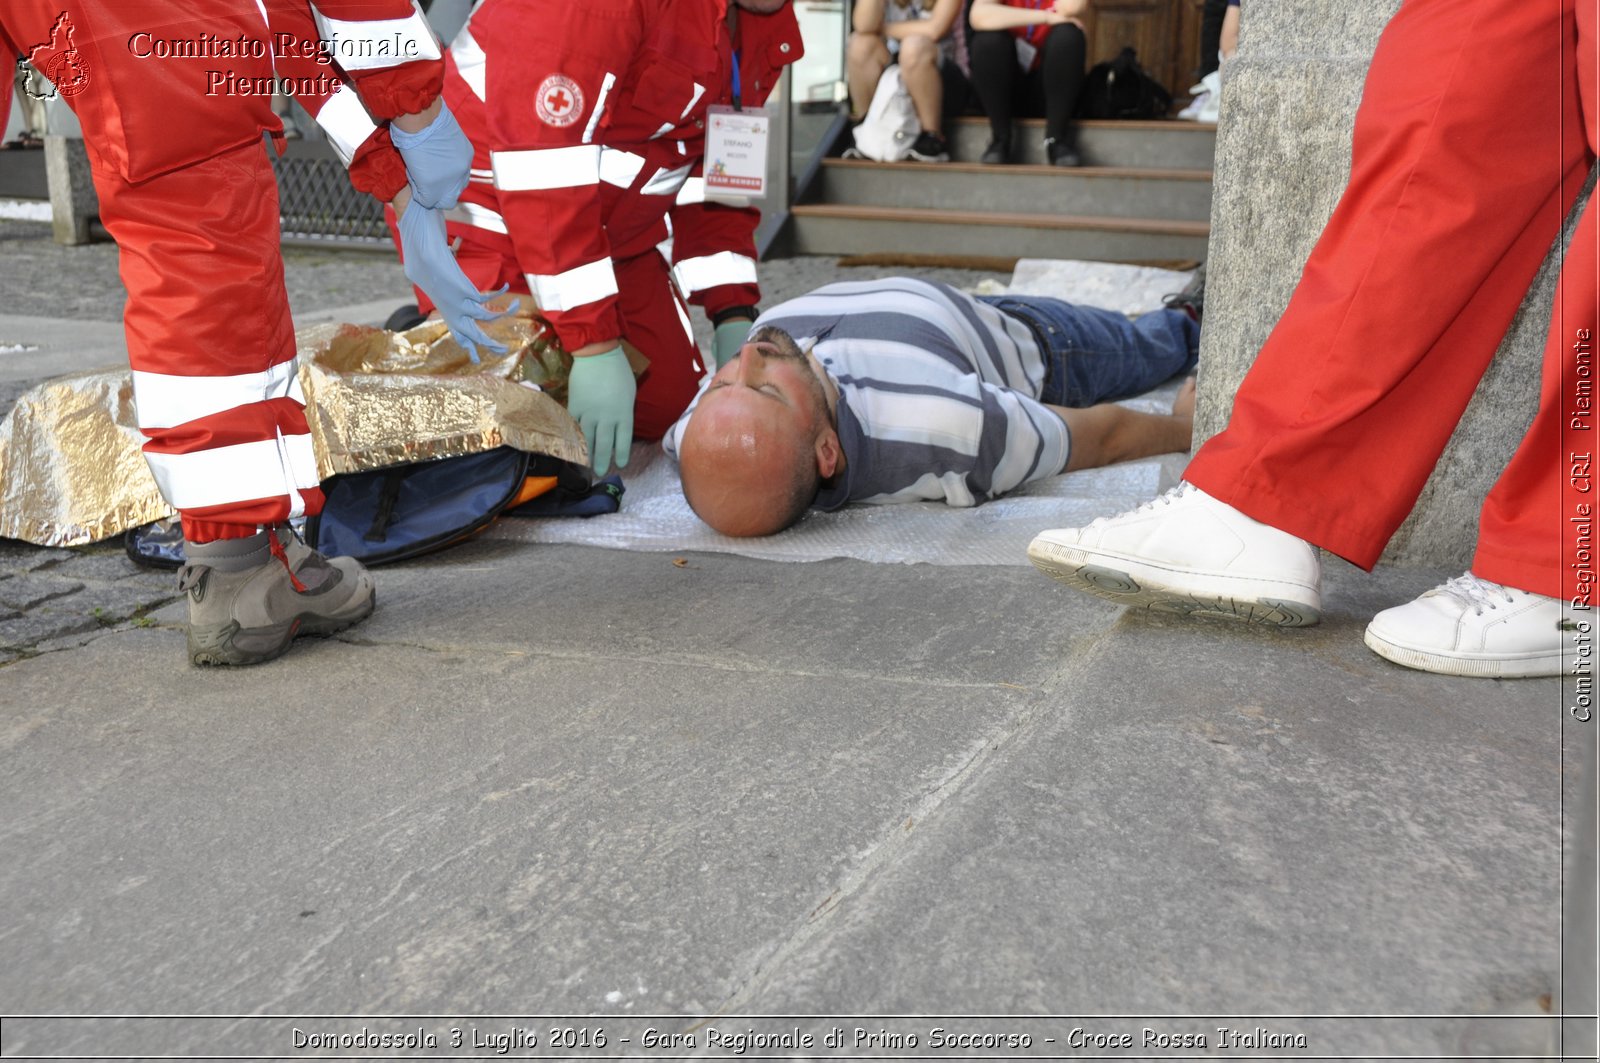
[486, 260, 1195, 566]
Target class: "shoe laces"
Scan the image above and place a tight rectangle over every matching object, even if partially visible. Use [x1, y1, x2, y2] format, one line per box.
[176, 563, 205, 594]
[1089, 482, 1195, 527]
[268, 532, 309, 593]
[1435, 572, 1516, 615]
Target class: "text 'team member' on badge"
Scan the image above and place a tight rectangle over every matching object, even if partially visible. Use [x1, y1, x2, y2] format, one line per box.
[535, 73, 583, 128]
[704, 105, 769, 203]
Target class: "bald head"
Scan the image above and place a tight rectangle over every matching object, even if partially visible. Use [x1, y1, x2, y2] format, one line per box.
[677, 327, 842, 537]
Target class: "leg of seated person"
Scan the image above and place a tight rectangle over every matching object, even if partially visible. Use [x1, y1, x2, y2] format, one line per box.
[1040, 22, 1087, 164]
[897, 33, 945, 134]
[968, 29, 1018, 159]
[847, 31, 891, 119]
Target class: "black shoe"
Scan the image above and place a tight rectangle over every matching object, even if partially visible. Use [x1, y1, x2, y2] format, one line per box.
[1162, 262, 1207, 323]
[1045, 137, 1081, 168]
[908, 130, 950, 163]
[384, 303, 427, 332]
[980, 136, 1010, 165]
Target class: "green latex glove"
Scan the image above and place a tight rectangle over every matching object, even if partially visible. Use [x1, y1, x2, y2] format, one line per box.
[566, 345, 636, 475]
[711, 318, 755, 369]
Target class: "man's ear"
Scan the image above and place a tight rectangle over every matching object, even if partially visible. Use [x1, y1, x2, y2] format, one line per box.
[814, 426, 843, 479]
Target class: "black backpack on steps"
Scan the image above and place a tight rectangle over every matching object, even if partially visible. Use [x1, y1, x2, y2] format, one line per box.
[1076, 47, 1173, 121]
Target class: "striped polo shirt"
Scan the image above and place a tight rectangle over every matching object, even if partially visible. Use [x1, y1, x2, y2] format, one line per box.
[665, 277, 1070, 509]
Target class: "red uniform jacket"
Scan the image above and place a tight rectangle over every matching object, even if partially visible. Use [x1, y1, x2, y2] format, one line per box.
[441, 0, 802, 351]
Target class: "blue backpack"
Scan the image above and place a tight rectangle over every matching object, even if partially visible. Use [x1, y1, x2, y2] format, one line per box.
[125, 448, 621, 568]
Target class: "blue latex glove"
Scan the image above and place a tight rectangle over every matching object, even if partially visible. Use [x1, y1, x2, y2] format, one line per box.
[397, 198, 508, 362]
[390, 101, 472, 209]
[711, 318, 754, 369]
[566, 345, 636, 476]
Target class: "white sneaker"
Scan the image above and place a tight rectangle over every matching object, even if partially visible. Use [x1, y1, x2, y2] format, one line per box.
[1364, 573, 1570, 677]
[1028, 482, 1322, 626]
[1177, 70, 1222, 121]
[1177, 89, 1212, 121]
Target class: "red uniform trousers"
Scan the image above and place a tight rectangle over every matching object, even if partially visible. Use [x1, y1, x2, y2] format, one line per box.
[1185, 0, 1598, 600]
[2, 2, 439, 542]
[95, 138, 325, 542]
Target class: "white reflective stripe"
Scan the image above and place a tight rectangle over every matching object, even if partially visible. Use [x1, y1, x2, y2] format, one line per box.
[656, 215, 675, 265]
[673, 288, 696, 348]
[252, 0, 275, 73]
[310, 1, 442, 70]
[445, 200, 507, 234]
[651, 122, 674, 140]
[582, 71, 617, 144]
[491, 144, 600, 191]
[132, 360, 303, 431]
[277, 431, 311, 519]
[672, 251, 758, 295]
[451, 24, 487, 100]
[599, 148, 645, 189]
[642, 162, 692, 196]
[675, 176, 705, 206]
[470, 167, 493, 178]
[145, 435, 319, 511]
[679, 82, 705, 119]
[525, 258, 618, 312]
[313, 82, 376, 167]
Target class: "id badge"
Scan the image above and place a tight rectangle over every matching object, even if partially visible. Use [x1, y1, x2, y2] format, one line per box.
[704, 104, 770, 203]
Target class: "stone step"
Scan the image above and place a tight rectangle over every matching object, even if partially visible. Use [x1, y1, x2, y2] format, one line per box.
[944, 116, 1216, 169]
[789, 203, 1208, 263]
[818, 157, 1214, 222]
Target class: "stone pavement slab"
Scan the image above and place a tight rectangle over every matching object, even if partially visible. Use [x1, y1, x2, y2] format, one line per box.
[0, 600, 1041, 1026]
[0, 543, 1583, 1060]
[731, 563, 1570, 1054]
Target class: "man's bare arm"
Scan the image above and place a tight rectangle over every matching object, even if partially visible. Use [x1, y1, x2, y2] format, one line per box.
[1051, 378, 1195, 472]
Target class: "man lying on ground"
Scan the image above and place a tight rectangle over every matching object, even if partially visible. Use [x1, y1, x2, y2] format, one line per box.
[663, 276, 1200, 537]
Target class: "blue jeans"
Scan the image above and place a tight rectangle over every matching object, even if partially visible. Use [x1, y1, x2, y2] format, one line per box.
[978, 296, 1200, 407]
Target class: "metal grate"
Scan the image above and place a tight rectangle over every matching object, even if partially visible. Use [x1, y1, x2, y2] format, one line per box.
[270, 155, 389, 244]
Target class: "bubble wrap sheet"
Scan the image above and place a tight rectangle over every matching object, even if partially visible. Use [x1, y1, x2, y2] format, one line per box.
[487, 261, 1196, 566]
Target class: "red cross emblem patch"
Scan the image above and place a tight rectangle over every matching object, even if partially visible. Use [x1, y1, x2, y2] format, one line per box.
[535, 74, 584, 128]
[27, 12, 91, 100]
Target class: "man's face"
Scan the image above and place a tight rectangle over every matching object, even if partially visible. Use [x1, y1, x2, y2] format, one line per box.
[695, 326, 833, 434]
[676, 326, 838, 536]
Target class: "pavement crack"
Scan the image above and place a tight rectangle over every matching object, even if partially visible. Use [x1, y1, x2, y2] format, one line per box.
[324, 635, 1038, 691]
[704, 725, 1027, 1014]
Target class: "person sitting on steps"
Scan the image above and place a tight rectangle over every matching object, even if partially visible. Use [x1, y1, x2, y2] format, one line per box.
[969, 0, 1090, 166]
[847, 0, 965, 162]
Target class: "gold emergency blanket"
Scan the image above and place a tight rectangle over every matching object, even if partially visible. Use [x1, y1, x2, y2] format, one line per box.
[0, 312, 593, 547]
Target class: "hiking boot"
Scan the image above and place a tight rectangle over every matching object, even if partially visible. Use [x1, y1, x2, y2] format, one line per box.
[180, 526, 375, 667]
[1045, 137, 1081, 167]
[980, 134, 1010, 165]
[1364, 573, 1569, 677]
[907, 130, 950, 162]
[1027, 482, 1322, 626]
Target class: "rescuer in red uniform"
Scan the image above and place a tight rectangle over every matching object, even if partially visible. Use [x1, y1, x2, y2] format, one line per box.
[394, 0, 802, 477]
[0, 1, 498, 666]
[1027, 0, 1598, 678]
